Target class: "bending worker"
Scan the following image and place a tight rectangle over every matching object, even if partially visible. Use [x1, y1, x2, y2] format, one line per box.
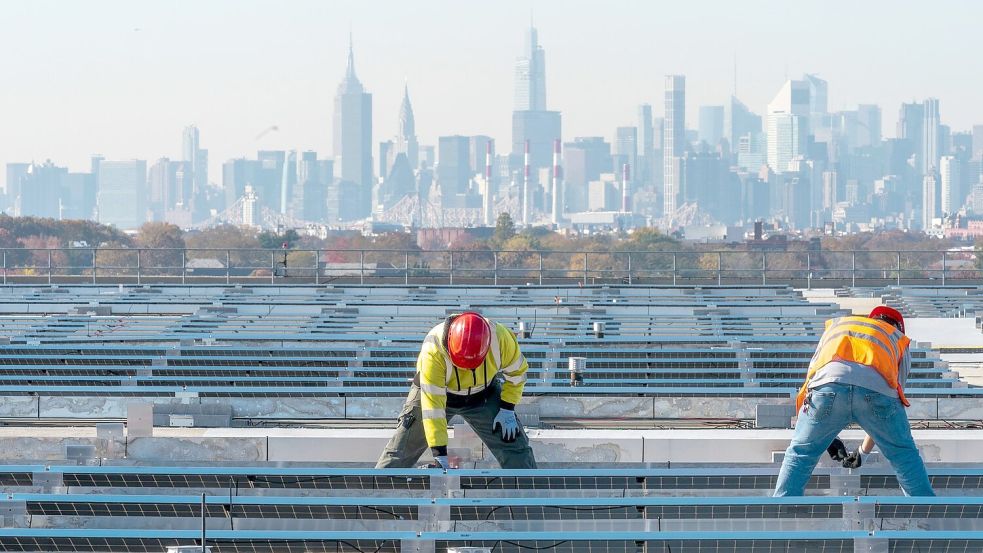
[375, 311, 537, 469]
[774, 306, 934, 496]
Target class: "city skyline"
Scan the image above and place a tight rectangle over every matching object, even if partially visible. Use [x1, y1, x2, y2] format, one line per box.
[3, 0, 983, 182]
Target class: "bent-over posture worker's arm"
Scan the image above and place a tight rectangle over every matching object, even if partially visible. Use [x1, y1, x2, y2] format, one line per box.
[418, 335, 450, 457]
[497, 326, 529, 408]
[492, 326, 529, 442]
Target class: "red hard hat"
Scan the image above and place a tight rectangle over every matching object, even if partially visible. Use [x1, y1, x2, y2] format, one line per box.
[445, 312, 492, 370]
[869, 306, 905, 333]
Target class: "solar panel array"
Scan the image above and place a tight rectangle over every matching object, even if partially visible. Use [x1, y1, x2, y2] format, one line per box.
[0, 466, 981, 552]
[0, 284, 973, 423]
[0, 283, 976, 552]
[861, 285, 983, 319]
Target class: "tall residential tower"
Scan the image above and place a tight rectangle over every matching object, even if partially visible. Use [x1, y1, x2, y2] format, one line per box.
[512, 25, 561, 204]
[663, 75, 685, 217]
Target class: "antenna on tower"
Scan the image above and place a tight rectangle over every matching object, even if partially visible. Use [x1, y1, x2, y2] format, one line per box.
[733, 52, 737, 96]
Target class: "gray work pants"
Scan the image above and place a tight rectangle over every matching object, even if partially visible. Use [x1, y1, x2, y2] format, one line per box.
[374, 382, 537, 469]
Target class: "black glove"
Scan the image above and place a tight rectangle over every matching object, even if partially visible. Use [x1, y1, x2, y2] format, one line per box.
[842, 450, 863, 469]
[826, 438, 848, 461]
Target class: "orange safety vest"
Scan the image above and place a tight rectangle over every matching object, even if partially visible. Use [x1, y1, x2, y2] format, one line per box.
[796, 315, 911, 411]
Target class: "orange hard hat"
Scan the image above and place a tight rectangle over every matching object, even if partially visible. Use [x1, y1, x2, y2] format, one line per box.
[869, 306, 905, 333]
[445, 312, 492, 370]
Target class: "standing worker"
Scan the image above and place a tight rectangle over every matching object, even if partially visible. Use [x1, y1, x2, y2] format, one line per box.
[774, 306, 934, 496]
[375, 311, 537, 469]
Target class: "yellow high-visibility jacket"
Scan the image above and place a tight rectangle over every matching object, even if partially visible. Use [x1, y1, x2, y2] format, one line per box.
[418, 319, 529, 449]
[797, 315, 911, 410]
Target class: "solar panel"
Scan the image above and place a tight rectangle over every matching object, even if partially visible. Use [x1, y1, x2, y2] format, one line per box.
[63, 473, 431, 491]
[888, 540, 983, 553]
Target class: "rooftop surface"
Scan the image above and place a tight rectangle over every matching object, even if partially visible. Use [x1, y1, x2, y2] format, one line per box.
[0, 283, 976, 552]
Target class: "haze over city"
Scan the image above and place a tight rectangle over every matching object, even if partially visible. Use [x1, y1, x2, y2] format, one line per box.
[3, 0, 982, 177]
[3, 0, 983, 238]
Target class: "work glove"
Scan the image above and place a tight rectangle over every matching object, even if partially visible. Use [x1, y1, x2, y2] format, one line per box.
[826, 438, 848, 462]
[492, 408, 519, 443]
[842, 450, 863, 469]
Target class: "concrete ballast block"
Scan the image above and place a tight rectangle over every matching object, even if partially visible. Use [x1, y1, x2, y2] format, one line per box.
[755, 404, 794, 429]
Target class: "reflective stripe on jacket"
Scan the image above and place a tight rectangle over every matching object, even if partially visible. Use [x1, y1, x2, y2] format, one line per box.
[796, 315, 911, 410]
[417, 319, 528, 448]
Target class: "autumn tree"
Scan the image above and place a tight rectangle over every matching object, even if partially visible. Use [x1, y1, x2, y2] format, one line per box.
[492, 213, 516, 245]
[17, 235, 68, 276]
[615, 227, 682, 278]
[185, 225, 265, 270]
[258, 229, 300, 249]
[0, 215, 129, 246]
[134, 222, 186, 275]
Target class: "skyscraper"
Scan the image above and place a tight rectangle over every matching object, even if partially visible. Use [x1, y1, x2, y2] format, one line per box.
[973, 125, 983, 159]
[437, 136, 472, 208]
[97, 160, 147, 229]
[60, 171, 96, 221]
[898, 102, 925, 174]
[564, 137, 612, 213]
[17, 161, 66, 219]
[294, 151, 327, 221]
[513, 112, 561, 176]
[923, 172, 939, 229]
[332, 35, 373, 219]
[396, 84, 419, 171]
[766, 80, 810, 174]
[856, 104, 882, 149]
[222, 158, 259, 214]
[148, 158, 191, 223]
[512, 25, 561, 184]
[663, 75, 685, 217]
[280, 150, 296, 215]
[613, 126, 637, 183]
[803, 74, 829, 133]
[923, 98, 941, 175]
[940, 155, 961, 215]
[181, 125, 207, 218]
[637, 104, 654, 185]
[5, 163, 30, 212]
[698, 106, 724, 147]
[724, 97, 762, 154]
[514, 25, 546, 111]
[255, 150, 286, 213]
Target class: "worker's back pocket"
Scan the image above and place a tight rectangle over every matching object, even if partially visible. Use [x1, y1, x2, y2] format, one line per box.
[864, 392, 899, 421]
[804, 390, 836, 423]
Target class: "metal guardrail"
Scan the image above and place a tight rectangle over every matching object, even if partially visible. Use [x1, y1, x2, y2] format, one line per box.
[0, 247, 976, 286]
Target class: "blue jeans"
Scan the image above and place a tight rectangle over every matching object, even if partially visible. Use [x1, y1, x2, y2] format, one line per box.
[774, 382, 934, 497]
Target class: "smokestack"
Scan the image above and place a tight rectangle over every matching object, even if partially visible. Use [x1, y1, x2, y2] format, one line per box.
[522, 140, 530, 226]
[483, 140, 495, 226]
[621, 163, 631, 213]
[551, 139, 562, 226]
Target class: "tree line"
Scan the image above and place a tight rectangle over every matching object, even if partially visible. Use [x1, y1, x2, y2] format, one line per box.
[0, 214, 964, 279]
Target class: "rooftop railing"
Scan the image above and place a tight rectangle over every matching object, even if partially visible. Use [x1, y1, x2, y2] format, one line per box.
[0, 247, 976, 286]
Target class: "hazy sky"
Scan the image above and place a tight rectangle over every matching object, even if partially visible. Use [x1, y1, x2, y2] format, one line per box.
[2, 0, 981, 185]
